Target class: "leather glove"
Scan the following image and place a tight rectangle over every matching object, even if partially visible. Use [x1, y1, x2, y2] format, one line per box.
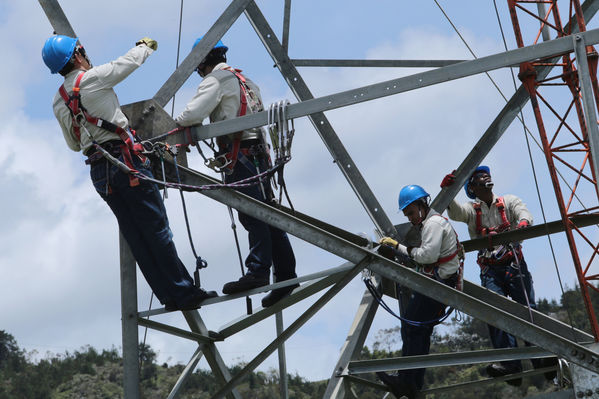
[136, 37, 158, 51]
[517, 220, 530, 229]
[379, 237, 398, 249]
[440, 169, 457, 188]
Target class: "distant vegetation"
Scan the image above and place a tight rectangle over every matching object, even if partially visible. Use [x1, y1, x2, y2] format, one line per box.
[1, 284, 596, 398]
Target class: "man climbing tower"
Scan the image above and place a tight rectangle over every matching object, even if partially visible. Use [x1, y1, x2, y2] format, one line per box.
[43, 35, 217, 311]
[441, 166, 545, 385]
[175, 37, 297, 307]
[377, 185, 461, 399]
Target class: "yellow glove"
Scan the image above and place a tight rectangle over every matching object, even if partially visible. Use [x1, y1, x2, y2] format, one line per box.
[379, 237, 398, 249]
[136, 37, 158, 51]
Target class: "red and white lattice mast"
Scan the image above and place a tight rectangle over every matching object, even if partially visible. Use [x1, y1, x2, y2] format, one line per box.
[507, 0, 599, 340]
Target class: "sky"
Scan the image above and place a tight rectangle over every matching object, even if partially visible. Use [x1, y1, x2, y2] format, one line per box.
[2, 0, 599, 384]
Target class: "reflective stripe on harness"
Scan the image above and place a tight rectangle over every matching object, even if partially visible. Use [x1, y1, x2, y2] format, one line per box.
[58, 71, 141, 186]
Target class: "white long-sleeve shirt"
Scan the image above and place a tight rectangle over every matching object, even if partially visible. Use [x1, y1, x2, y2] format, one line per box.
[53, 45, 154, 153]
[410, 210, 460, 279]
[447, 194, 533, 257]
[175, 62, 263, 141]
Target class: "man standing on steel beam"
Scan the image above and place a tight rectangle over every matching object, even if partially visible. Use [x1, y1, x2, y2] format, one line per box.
[175, 37, 298, 307]
[442, 166, 553, 385]
[377, 185, 462, 398]
[43, 35, 217, 312]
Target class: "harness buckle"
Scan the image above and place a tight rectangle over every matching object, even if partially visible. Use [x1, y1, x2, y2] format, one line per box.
[205, 154, 233, 174]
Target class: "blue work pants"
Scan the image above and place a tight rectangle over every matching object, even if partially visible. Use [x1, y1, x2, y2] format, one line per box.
[398, 276, 454, 391]
[224, 150, 296, 281]
[90, 153, 196, 306]
[480, 257, 536, 370]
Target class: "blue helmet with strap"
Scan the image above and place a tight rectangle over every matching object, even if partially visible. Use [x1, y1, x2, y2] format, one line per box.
[42, 35, 78, 74]
[398, 185, 429, 211]
[464, 165, 491, 199]
[192, 36, 228, 52]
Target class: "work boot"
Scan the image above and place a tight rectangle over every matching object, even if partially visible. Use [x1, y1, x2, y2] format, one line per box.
[222, 273, 269, 295]
[485, 363, 522, 386]
[376, 372, 416, 399]
[261, 283, 299, 307]
[165, 288, 218, 311]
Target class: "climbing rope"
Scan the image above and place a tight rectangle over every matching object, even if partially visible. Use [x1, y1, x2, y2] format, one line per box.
[363, 275, 455, 327]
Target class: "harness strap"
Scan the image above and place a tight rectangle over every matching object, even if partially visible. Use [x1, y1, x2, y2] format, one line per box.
[216, 68, 252, 172]
[59, 71, 140, 186]
[473, 196, 511, 236]
[420, 214, 462, 272]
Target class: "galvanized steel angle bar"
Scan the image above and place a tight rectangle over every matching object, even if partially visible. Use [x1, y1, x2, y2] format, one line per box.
[322, 284, 380, 399]
[167, 346, 204, 399]
[182, 311, 242, 399]
[174, 163, 599, 372]
[152, 0, 254, 107]
[419, 367, 563, 397]
[137, 263, 355, 318]
[216, 267, 349, 339]
[243, 1, 396, 237]
[38, 0, 76, 37]
[347, 347, 555, 374]
[136, 317, 214, 344]
[290, 59, 466, 68]
[573, 33, 599, 188]
[208, 261, 367, 399]
[185, 23, 599, 152]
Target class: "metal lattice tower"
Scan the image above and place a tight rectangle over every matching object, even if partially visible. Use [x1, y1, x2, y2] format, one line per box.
[38, 1, 599, 398]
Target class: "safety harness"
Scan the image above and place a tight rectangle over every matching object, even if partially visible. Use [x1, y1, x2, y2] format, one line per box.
[473, 196, 523, 267]
[209, 67, 267, 175]
[418, 214, 464, 291]
[58, 71, 143, 186]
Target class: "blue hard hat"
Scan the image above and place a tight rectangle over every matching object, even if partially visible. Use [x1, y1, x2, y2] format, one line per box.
[398, 185, 430, 211]
[464, 165, 491, 199]
[42, 35, 78, 74]
[192, 36, 228, 52]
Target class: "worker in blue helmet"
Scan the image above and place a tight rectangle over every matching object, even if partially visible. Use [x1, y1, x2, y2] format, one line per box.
[441, 166, 553, 384]
[377, 185, 462, 398]
[175, 36, 297, 308]
[43, 34, 217, 311]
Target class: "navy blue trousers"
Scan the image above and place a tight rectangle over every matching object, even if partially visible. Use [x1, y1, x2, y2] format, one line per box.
[90, 153, 196, 306]
[224, 151, 296, 282]
[397, 277, 453, 391]
[480, 257, 536, 370]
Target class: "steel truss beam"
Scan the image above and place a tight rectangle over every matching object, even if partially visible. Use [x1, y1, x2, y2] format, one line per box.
[322, 283, 380, 398]
[180, 24, 599, 143]
[346, 347, 556, 374]
[152, 0, 253, 107]
[38, 1, 599, 397]
[245, 1, 395, 238]
[433, 0, 599, 213]
[291, 59, 465, 68]
[209, 261, 367, 399]
[138, 262, 356, 318]
[175, 164, 599, 373]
